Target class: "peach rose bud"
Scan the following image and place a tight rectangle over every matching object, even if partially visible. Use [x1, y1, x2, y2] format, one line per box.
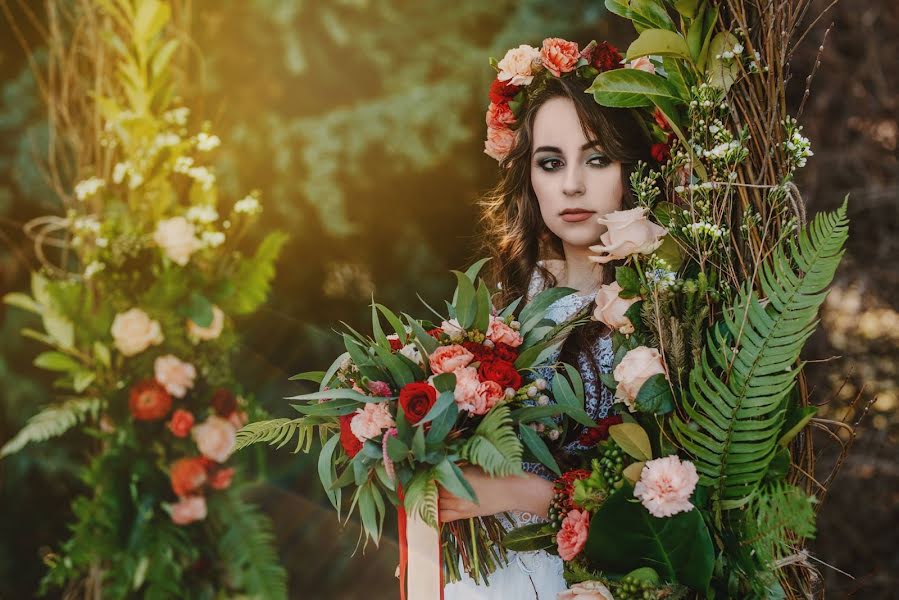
[588, 207, 668, 264]
[612, 346, 668, 412]
[594, 282, 640, 334]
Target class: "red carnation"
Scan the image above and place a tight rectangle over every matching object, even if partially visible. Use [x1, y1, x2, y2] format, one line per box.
[462, 340, 494, 362]
[477, 359, 522, 391]
[493, 342, 519, 363]
[591, 41, 623, 72]
[577, 415, 624, 447]
[170, 457, 208, 497]
[211, 388, 237, 416]
[650, 142, 671, 163]
[489, 78, 520, 105]
[399, 382, 438, 425]
[388, 337, 404, 352]
[167, 409, 195, 438]
[339, 413, 363, 458]
[129, 379, 173, 421]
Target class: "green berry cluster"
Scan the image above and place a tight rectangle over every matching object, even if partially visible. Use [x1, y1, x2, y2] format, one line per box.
[613, 575, 658, 600]
[599, 440, 625, 486]
[547, 490, 568, 530]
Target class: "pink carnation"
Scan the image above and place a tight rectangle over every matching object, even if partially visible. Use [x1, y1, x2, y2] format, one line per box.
[429, 344, 475, 375]
[485, 102, 516, 129]
[633, 455, 699, 518]
[557, 508, 590, 561]
[484, 126, 515, 162]
[487, 316, 523, 347]
[540, 38, 580, 77]
[170, 495, 207, 525]
[350, 402, 395, 442]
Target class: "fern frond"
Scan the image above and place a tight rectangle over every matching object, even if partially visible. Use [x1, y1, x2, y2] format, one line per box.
[406, 474, 440, 528]
[672, 200, 849, 515]
[744, 482, 816, 571]
[460, 405, 523, 477]
[235, 418, 314, 453]
[1, 397, 103, 457]
[227, 231, 289, 315]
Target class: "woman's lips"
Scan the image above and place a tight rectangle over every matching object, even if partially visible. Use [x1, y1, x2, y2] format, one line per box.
[560, 210, 596, 223]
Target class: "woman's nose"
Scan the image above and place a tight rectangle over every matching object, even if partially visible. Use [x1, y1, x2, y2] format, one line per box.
[562, 165, 586, 197]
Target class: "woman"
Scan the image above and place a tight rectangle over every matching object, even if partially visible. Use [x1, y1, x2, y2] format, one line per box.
[440, 40, 653, 598]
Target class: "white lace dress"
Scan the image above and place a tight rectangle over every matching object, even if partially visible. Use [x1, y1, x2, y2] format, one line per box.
[443, 264, 615, 599]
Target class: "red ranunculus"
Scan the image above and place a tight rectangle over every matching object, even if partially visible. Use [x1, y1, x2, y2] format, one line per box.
[489, 78, 520, 105]
[462, 340, 494, 362]
[170, 457, 208, 497]
[398, 382, 438, 425]
[129, 379, 173, 421]
[493, 342, 518, 363]
[167, 408, 195, 437]
[339, 413, 363, 458]
[577, 415, 624, 447]
[211, 388, 237, 416]
[477, 359, 522, 390]
[650, 142, 671, 163]
[591, 41, 623, 72]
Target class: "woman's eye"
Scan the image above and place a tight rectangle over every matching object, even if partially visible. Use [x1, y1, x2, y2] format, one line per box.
[588, 155, 611, 168]
[538, 158, 564, 172]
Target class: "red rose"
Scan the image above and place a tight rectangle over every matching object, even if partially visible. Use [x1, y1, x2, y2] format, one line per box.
[170, 457, 208, 497]
[577, 415, 624, 447]
[209, 467, 236, 490]
[129, 379, 173, 421]
[398, 382, 438, 425]
[493, 342, 518, 363]
[650, 142, 671, 163]
[488, 78, 519, 105]
[462, 341, 494, 362]
[211, 388, 237, 416]
[591, 41, 623, 72]
[477, 359, 522, 390]
[339, 413, 363, 458]
[167, 409, 195, 438]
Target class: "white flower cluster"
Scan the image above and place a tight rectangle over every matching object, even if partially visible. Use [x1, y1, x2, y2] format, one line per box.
[186, 205, 219, 224]
[83, 260, 105, 279]
[163, 107, 190, 126]
[674, 181, 719, 194]
[783, 118, 814, 169]
[200, 230, 226, 248]
[71, 215, 101, 234]
[174, 156, 194, 173]
[195, 132, 221, 152]
[234, 194, 262, 215]
[703, 140, 743, 160]
[647, 267, 677, 289]
[716, 43, 744, 61]
[74, 177, 105, 201]
[682, 220, 728, 240]
[112, 161, 144, 189]
[154, 132, 181, 148]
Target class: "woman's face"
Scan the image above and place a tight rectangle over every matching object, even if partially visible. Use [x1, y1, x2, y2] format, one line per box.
[530, 96, 623, 249]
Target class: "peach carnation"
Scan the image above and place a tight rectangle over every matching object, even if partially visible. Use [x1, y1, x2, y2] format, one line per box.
[540, 37, 580, 77]
[350, 402, 396, 442]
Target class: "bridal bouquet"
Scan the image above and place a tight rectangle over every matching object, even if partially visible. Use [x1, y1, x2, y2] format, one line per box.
[503, 1, 850, 598]
[237, 259, 596, 588]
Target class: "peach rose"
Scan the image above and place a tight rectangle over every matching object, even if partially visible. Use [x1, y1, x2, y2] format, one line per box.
[484, 126, 516, 162]
[486, 102, 516, 129]
[497, 44, 541, 86]
[154, 354, 197, 399]
[487, 316, 523, 347]
[613, 346, 668, 412]
[111, 308, 164, 356]
[557, 508, 590, 561]
[153, 216, 200, 266]
[593, 282, 640, 334]
[634, 455, 699, 518]
[472, 380, 505, 415]
[588, 208, 668, 264]
[558, 581, 615, 600]
[627, 56, 656, 74]
[540, 37, 580, 77]
[187, 305, 225, 341]
[170, 495, 207, 525]
[192, 415, 237, 463]
[429, 344, 475, 375]
[350, 402, 396, 442]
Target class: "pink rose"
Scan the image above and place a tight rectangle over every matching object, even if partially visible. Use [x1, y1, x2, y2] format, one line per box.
[154, 354, 197, 398]
[496, 44, 541, 86]
[350, 402, 395, 442]
[588, 208, 668, 264]
[487, 316, 523, 348]
[557, 508, 590, 561]
[209, 467, 236, 490]
[484, 126, 516, 162]
[429, 344, 475, 375]
[627, 56, 656, 74]
[187, 305, 225, 341]
[153, 216, 200, 266]
[170, 495, 207, 525]
[613, 346, 668, 412]
[485, 102, 516, 129]
[111, 308, 164, 356]
[593, 282, 640, 334]
[540, 38, 580, 77]
[192, 415, 237, 463]
[634, 455, 699, 518]
[558, 581, 614, 600]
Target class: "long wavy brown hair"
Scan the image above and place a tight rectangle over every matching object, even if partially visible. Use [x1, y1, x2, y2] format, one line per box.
[478, 74, 653, 380]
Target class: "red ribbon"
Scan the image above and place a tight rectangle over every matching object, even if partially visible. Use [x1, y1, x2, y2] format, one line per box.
[397, 486, 445, 600]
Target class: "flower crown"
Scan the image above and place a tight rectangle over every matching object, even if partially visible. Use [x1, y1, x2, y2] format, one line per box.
[484, 38, 672, 163]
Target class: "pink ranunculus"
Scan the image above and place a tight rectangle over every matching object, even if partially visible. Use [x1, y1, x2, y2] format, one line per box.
[452, 366, 483, 413]
[192, 415, 237, 463]
[558, 580, 615, 600]
[496, 44, 541, 86]
[367, 380, 393, 397]
[472, 380, 504, 415]
[613, 346, 668, 412]
[588, 207, 668, 264]
[484, 126, 516, 162]
[350, 402, 395, 442]
[627, 56, 656, 74]
[593, 282, 640, 334]
[209, 467, 236, 490]
[187, 305, 225, 341]
[429, 344, 475, 375]
[540, 37, 580, 77]
[170, 495, 207, 525]
[153, 216, 200, 266]
[485, 102, 516, 129]
[486, 316, 523, 347]
[634, 455, 699, 518]
[557, 508, 590, 561]
[111, 308, 164, 356]
[154, 354, 197, 398]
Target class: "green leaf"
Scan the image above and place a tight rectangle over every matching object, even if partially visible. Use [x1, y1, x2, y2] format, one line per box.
[778, 405, 817, 447]
[430, 373, 457, 394]
[286, 388, 383, 403]
[93, 341, 111, 368]
[503, 523, 557, 552]
[473, 280, 492, 333]
[3, 292, 42, 314]
[183, 292, 214, 327]
[585, 485, 714, 590]
[419, 391, 456, 425]
[404, 313, 439, 355]
[518, 287, 577, 334]
[707, 32, 741, 92]
[605, 0, 675, 32]
[226, 231, 288, 315]
[434, 459, 476, 503]
[460, 405, 523, 477]
[376, 303, 408, 342]
[634, 374, 674, 414]
[609, 423, 653, 461]
[519, 424, 561, 476]
[386, 436, 410, 462]
[625, 29, 692, 61]
[673, 0, 700, 18]
[34, 351, 81, 372]
[411, 426, 426, 461]
[616, 266, 641, 296]
[588, 68, 683, 109]
[288, 370, 326, 383]
[73, 371, 96, 393]
[452, 270, 478, 329]
[318, 434, 342, 512]
[426, 401, 458, 445]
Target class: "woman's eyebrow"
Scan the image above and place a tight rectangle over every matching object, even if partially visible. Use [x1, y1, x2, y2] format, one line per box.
[534, 142, 604, 154]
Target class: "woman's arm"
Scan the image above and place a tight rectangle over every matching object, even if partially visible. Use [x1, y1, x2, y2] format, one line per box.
[438, 465, 555, 523]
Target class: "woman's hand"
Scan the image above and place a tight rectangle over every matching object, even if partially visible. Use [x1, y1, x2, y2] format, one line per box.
[437, 465, 555, 523]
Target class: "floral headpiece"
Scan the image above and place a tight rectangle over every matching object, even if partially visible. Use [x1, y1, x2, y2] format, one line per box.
[484, 38, 672, 163]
